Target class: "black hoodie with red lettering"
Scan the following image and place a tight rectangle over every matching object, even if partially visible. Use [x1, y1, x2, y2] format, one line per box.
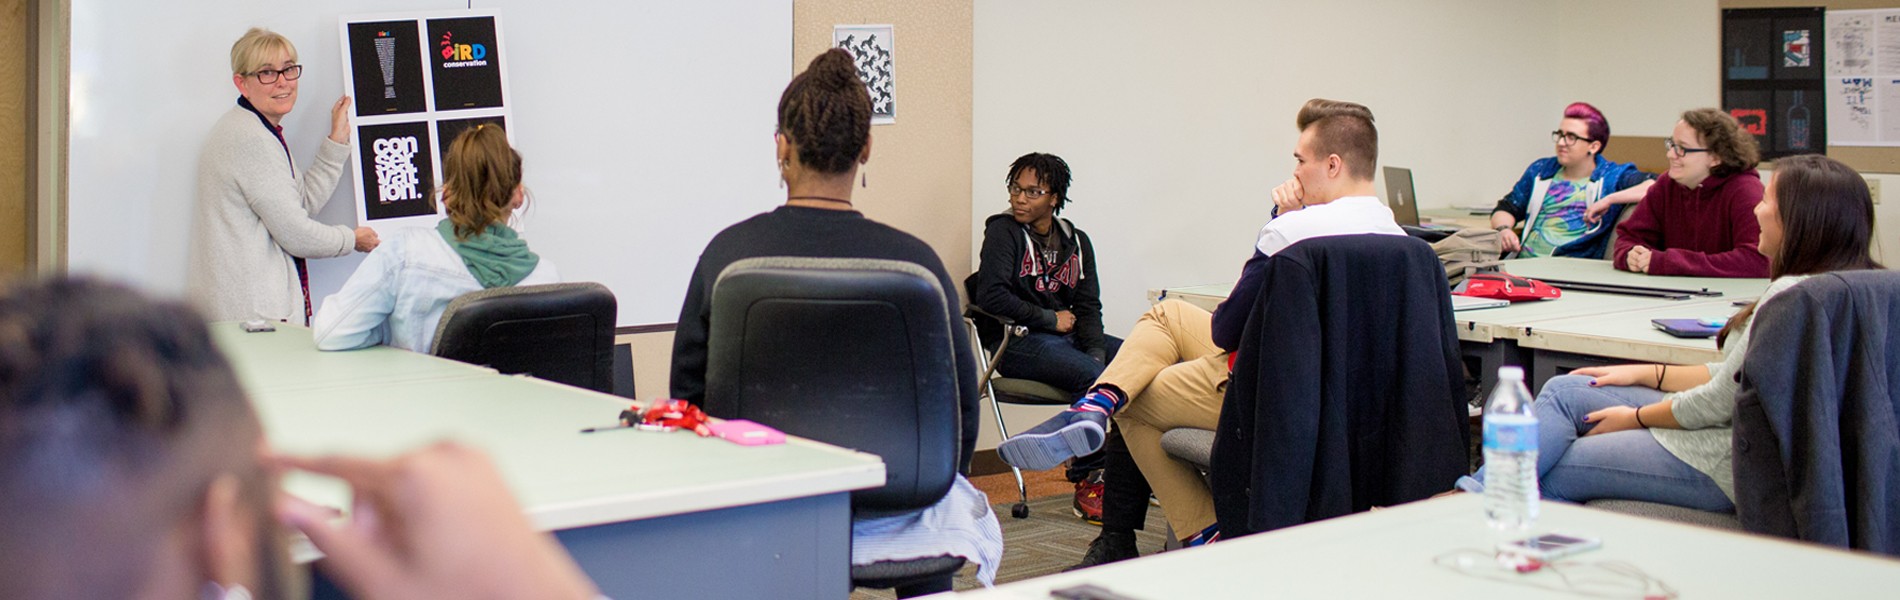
[965, 213, 1105, 360]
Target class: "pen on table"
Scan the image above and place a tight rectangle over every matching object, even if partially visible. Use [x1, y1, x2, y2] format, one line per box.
[580, 423, 636, 434]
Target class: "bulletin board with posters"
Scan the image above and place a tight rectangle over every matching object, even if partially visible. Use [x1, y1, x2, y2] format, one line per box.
[1722, 7, 1828, 159]
[339, 10, 513, 232]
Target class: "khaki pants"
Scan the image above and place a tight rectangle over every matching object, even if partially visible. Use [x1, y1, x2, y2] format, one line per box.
[1099, 299, 1228, 538]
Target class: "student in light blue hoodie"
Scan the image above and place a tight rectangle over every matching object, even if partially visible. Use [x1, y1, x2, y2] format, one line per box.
[314, 124, 559, 353]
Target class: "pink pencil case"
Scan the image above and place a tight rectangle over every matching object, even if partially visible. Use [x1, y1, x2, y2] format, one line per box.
[707, 420, 785, 446]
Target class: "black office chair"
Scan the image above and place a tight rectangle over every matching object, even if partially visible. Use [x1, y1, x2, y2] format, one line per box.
[705, 257, 966, 597]
[963, 303, 1071, 520]
[431, 282, 617, 394]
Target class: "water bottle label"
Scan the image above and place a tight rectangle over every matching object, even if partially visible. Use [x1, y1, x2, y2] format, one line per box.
[1483, 420, 1538, 453]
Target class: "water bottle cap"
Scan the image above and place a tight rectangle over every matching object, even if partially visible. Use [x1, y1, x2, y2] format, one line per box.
[1498, 366, 1525, 380]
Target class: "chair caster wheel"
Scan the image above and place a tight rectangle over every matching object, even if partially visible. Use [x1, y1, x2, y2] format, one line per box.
[1011, 503, 1030, 519]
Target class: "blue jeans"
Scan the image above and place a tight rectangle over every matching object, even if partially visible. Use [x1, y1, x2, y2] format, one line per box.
[1467, 375, 1733, 512]
[997, 332, 1123, 399]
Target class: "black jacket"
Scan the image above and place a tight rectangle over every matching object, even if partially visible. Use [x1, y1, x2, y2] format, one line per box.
[967, 214, 1105, 356]
[1210, 235, 1469, 538]
[1734, 271, 1900, 557]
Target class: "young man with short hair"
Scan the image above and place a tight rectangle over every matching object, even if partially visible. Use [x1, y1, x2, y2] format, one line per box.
[997, 98, 1404, 563]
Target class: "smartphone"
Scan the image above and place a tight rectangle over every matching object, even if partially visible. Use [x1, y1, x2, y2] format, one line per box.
[241, 319, 277, 333]
[1050, 584, 1144, 600]
[1497, 533, 1602, 561]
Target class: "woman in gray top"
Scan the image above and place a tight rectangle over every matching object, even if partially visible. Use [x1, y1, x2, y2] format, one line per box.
[187, 28, 378, 324]
[1458, 154, 1883, 511]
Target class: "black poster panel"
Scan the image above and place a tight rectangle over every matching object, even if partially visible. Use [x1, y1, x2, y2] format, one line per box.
[1725, 89, 1774, 154]
[1773, 16, 1824, 81]
[427, 17, 505, 111]
[348, 21, 428, 116]
[358, 121, 438, 221]
[1725, 18, 1772, 81]
[434, 116, 509, 162]
[1776, 89, 1823, 153]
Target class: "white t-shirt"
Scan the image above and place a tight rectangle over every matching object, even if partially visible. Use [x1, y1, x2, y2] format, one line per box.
[1256, 195, 1407, 256]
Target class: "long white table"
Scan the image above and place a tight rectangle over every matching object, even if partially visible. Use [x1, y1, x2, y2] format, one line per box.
[214, 323, 886, 599]
[1150, 257, 1770, 390]
[939, 494, 1900, 598]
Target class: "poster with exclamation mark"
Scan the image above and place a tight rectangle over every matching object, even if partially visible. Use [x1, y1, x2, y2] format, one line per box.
[347, 20, 427, 115]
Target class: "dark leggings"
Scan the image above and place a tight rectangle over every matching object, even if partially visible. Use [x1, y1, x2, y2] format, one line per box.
[1098, 426, 1153, 531]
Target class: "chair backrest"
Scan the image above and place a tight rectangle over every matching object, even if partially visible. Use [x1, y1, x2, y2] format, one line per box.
[706, 257, 959, 514]
[431, 282, 617, 393]
[1734, 270, 1900, 556]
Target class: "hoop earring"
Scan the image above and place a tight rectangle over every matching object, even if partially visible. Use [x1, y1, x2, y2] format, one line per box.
[779, 159, 789, 189]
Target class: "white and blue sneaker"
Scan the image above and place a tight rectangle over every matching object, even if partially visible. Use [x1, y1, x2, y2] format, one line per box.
[998, 410, 1108, 471]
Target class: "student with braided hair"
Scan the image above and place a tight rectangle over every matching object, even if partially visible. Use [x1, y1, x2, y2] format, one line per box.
[313, 124, 560, 353]
[669, 48, 998, 596]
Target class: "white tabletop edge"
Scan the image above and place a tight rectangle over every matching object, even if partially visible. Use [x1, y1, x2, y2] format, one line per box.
[527, 459, 886, 531]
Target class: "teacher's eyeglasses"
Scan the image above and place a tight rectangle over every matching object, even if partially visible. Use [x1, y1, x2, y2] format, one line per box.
[249, 65, 304, 84]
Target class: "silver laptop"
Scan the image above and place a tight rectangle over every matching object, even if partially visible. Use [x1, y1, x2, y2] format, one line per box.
[1451, 294, 1509, 311]
[1383, 166, 1422, 226]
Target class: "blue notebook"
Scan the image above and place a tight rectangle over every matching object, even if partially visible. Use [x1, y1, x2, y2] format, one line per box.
[1652, 318, 1723, 338]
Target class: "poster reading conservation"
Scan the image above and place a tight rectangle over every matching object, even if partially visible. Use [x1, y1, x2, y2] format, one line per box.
[340, 10, 514, 232]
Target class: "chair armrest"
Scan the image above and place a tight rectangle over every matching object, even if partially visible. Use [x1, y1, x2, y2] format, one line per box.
[964, 304, 1028, 339]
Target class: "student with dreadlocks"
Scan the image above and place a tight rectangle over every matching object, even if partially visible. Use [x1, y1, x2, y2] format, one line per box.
[966, 153, 1153, 544]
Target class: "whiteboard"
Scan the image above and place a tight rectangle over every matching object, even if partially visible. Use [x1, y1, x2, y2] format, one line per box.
[67, 0, 792, 326]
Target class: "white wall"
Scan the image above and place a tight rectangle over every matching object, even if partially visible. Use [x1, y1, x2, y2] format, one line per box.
[1557, 0, 1896, 261]
[1557, 0, 1722, 138]
[974, 0, 1564, 336]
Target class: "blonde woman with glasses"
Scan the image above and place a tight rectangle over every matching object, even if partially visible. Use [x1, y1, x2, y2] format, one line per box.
[189, 27, 380, 324]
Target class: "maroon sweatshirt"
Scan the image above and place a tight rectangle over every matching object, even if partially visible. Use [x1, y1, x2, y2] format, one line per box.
[1611, 169, 1769, 278]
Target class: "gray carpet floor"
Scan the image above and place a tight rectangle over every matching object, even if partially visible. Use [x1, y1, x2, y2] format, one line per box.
[849, 493, 1172, 599]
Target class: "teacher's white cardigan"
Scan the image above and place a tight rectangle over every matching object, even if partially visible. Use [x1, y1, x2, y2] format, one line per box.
[187, 104, 356, 323]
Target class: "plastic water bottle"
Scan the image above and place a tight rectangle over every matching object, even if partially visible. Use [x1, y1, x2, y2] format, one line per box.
[1483, 366, 1539, 530]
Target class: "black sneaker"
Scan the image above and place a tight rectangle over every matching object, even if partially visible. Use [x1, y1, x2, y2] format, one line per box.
[1063, 530, 1139, 572]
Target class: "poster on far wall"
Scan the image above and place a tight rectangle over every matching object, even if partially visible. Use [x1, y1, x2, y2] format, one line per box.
[1826, 9, 1900, 147]
[1723, 7, 1824, 159]
[835, 24, 895, 125]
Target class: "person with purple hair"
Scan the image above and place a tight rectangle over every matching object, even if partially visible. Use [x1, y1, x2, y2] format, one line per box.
[1490, 102, 1656, 258]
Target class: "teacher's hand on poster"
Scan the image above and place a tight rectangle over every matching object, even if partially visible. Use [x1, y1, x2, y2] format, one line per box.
[330, 96, 353, 144]
[355, 227, 380, 253]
